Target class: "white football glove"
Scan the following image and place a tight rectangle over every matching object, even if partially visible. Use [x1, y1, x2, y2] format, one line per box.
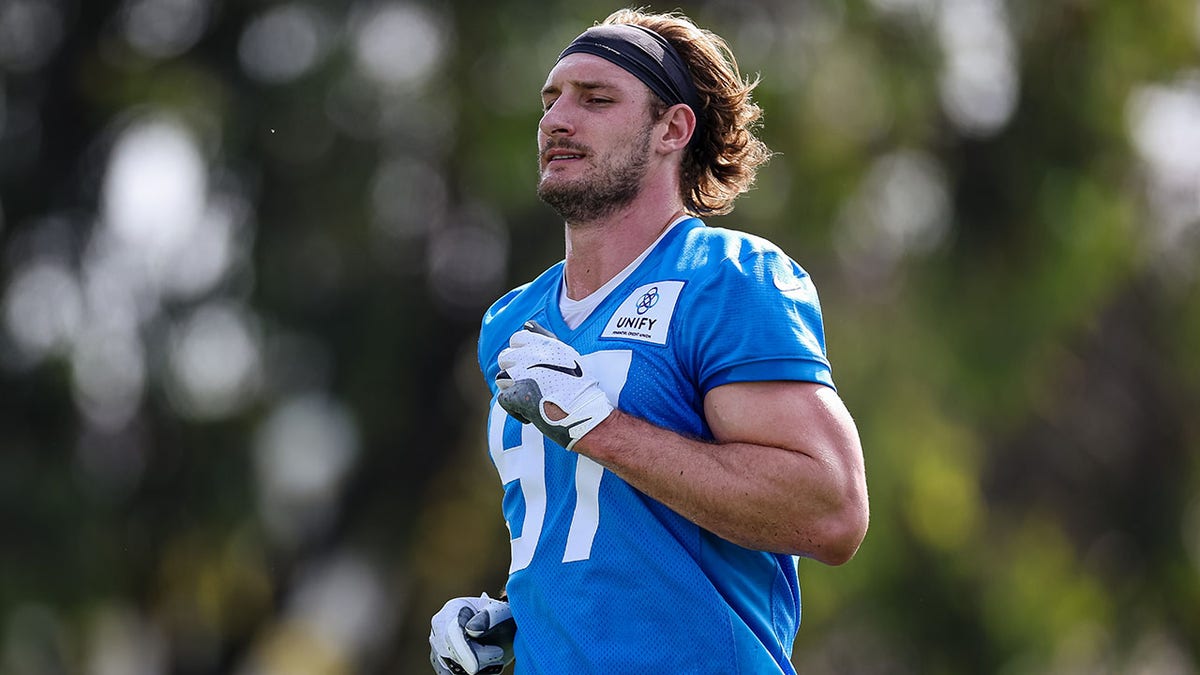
[429, 593, 515, 675]
[496, 321, 614, 450]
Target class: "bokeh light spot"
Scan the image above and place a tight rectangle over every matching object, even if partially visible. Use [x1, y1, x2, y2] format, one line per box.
[238, 3, 330, 85]
[165, 302, 263, 421]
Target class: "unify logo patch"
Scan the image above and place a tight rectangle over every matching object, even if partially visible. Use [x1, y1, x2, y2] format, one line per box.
[600, 281, 685, 345]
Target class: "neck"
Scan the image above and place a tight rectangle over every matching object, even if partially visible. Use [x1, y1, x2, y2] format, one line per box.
[562, 194, 685, 300]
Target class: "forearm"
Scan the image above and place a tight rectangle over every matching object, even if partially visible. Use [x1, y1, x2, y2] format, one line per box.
[573, 408, 867, 563]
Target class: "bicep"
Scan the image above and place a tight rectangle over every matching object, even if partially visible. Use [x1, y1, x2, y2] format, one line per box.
[702, 380, 869, 561]
[703, 381, 861, 461]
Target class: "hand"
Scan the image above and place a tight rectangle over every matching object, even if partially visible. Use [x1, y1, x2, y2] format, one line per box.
[496, 321, 614, 450]
[429, 593, 516, 675]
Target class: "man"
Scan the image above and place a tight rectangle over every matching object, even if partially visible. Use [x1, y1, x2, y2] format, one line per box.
[431, 8, 868, 674]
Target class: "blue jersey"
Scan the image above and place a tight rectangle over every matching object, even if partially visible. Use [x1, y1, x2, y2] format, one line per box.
[478, 218, 833, 674]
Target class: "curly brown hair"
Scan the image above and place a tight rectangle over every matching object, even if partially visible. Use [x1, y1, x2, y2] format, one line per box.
[602, 8, 772, 216]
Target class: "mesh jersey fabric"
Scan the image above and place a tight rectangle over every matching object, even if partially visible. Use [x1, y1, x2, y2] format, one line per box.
[476, 218, 833, 674]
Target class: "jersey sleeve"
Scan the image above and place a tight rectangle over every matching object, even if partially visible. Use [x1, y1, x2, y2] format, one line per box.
[679, 246, 834, 395]
[478, 290, 518, 395]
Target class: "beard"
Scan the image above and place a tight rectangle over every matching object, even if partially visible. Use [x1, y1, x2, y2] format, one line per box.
[536, 123, 652, 225]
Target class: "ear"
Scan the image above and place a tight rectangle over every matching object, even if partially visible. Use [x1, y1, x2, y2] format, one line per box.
[655, 103, 697, 154]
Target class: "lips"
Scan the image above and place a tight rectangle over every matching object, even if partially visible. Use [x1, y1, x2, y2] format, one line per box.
[542, 145, 587, 166]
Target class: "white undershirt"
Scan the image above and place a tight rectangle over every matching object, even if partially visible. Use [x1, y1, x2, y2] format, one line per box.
[559, 215, 690, 329]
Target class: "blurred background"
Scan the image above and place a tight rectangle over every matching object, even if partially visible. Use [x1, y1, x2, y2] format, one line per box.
[0, 0, 1198, 673]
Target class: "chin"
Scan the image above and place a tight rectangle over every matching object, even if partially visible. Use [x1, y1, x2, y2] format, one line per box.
[538, 173, 574, 195]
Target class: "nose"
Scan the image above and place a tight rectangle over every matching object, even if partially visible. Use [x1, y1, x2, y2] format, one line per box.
[539, 98, 574, 138]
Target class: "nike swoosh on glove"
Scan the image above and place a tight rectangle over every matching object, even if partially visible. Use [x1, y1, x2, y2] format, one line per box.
[429, 593, 515, 675]
[495, 321, 614, 450]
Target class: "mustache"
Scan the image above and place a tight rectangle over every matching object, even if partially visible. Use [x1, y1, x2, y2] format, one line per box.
[540, 140, 590, 159]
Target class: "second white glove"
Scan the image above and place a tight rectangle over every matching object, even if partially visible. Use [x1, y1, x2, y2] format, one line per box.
[429, 593, 515, 675]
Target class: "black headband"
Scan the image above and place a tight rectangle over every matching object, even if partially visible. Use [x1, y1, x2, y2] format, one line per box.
[558, 24, 703, 137]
